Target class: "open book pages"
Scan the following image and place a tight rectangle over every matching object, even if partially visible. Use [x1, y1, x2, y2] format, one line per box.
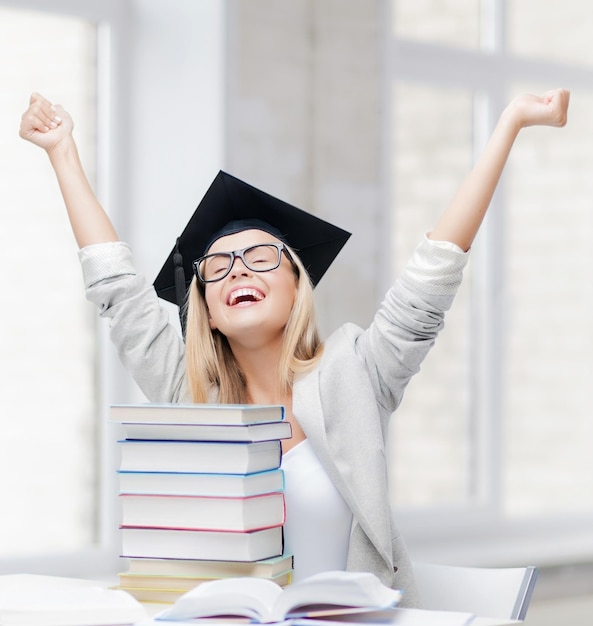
[154, 570, 402, 623]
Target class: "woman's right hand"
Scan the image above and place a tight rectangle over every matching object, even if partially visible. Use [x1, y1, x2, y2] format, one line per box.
[19, 92, 119, 247]
[19, 92, 73, 153]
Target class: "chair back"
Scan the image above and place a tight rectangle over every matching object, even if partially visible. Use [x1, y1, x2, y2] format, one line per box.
[412, 561, 538, 620]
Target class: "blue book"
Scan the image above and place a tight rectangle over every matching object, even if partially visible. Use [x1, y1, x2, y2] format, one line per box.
[117, 468, 285, 497]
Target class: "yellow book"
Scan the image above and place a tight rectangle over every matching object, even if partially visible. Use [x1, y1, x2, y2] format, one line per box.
[116, 570, 292, 604]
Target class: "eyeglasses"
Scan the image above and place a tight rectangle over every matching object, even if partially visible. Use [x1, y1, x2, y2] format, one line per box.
[193, 242, 296, 283]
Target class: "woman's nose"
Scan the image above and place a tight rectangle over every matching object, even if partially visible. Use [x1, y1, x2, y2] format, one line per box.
[229, 255, 251, 277]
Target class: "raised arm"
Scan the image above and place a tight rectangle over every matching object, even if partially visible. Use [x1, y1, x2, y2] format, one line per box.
[19, 92, 119, 248]
[429, 88, 570, 251]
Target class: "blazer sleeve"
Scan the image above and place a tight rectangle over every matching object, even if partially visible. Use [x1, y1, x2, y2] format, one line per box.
[78, 241, 188, 402]
[355, 235, 469, 413]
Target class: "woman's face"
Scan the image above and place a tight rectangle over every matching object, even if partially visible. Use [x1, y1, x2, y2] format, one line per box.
[203, 229, 298, 348]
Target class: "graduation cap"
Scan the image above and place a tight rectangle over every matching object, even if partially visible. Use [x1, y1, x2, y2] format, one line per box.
[153, 170, 351, 310]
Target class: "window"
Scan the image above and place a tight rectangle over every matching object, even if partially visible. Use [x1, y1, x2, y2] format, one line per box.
[503, 82, 593, 517]
[393, 0, 480, 49]
[390, 83, 474, 508]
[0, 1, 109, 573]
[388, 0, 593, 564]
[0, 0, 225, 577]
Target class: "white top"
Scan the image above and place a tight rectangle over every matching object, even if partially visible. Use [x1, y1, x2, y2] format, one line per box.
[281, 438, 353, 583]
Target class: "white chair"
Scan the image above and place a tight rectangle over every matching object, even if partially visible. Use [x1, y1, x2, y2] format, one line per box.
[412, 561, 538, 621]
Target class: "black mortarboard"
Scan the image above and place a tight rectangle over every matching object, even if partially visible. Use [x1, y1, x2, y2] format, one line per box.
[153, 171, 351, 309]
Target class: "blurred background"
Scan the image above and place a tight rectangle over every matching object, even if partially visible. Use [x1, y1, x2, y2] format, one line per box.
[1, 1, 592, 623]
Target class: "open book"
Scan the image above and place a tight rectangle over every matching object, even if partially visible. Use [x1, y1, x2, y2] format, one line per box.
[155, 570, 402, 623]
[0, 574, 147, 626]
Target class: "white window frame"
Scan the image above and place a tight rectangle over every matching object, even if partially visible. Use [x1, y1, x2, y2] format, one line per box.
[0, 0, 225, 578]
[0, 0, 125, 577]
[384, 0, 593, 567]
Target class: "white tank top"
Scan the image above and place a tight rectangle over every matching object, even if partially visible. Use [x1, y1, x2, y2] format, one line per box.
[281, 439, 353, 582]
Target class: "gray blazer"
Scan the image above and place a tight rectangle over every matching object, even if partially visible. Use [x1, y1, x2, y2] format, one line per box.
[80, 236, 468, 608]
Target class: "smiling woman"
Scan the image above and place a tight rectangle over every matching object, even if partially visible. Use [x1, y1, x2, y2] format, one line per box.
[18, 77, 569, 600]
[202, 230, 299, 333]
[182, 204, 343, 409]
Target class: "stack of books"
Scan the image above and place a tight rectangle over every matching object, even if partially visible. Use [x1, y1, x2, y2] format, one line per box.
[111, 403, 293, 604]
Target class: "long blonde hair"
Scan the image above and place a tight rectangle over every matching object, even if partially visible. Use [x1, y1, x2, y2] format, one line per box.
[184, 247, 323, 403]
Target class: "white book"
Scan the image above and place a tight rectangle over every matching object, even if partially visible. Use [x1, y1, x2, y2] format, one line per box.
[118, 439, 282, 474]
[120, 420, 291, 442]
[118, 468, 285, 497]
[121, 526, 283, 561]
[120, 492, 286, 531]
[111, 403, 284, 425]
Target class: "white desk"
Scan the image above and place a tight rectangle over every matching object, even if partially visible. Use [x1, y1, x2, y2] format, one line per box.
[0, 575, 521, 626]
[140, 603, 519, 626]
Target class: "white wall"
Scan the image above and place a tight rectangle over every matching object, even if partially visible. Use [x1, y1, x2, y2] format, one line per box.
[106, 0, 226, 403]
[225, 0, 386, 337]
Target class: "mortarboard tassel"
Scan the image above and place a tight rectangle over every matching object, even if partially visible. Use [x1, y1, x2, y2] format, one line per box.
[173, 237, 187, 336]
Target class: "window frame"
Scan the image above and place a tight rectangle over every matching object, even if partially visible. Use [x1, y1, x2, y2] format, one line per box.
[384, 0, 593, 567]
[0, 0, 226, 578]
[7, 0, 592, 577]
[0, 0, 125, 577]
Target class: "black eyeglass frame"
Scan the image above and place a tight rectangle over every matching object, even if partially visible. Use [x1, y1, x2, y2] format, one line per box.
[193, 242, 298, 284]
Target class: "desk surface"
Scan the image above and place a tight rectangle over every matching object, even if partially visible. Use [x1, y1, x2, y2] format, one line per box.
[140, 602, 520, 626]
[0, 574, 521, 626]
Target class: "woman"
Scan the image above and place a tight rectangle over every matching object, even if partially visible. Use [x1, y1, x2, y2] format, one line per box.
[19, 89, 569, 605]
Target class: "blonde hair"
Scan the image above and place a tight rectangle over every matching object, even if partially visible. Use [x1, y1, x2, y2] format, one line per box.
[184, 247, 323, 403]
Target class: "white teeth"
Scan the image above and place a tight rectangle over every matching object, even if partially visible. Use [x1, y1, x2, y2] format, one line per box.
[228, 288, 264, 306]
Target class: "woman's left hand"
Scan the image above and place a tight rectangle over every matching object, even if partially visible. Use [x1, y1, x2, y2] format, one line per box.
[507, 88, 570, 129]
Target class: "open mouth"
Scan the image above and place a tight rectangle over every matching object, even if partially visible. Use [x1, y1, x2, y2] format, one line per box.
[227, 288, 265, 307]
